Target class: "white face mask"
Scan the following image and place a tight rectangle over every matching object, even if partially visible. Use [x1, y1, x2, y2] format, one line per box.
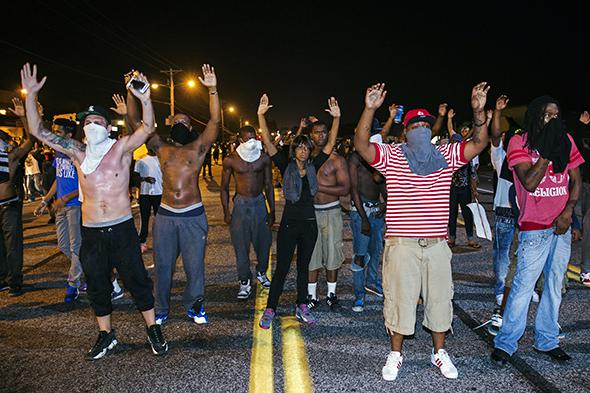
[83, 123, 109, 145]
[236, 138, 262, 162]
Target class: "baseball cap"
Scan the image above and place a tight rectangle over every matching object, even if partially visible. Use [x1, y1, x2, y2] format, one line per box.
[76, 105, 111, 124]
[53, 118, 78, 133]
[403, 108, 435, 128]
[371, 118, 383, 134]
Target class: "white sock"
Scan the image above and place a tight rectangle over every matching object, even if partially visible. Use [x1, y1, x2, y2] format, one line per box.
[112, 279, 121, 292]
[308, 283, 317, 300]
[327, 281, 337, 296]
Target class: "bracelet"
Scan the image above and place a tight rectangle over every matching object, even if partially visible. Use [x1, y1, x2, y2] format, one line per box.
[209, 91, 218, 95]
[473, 119, 486, 127]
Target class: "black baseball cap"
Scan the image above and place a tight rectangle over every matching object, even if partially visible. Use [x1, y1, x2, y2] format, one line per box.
[76, 105, 111, 124]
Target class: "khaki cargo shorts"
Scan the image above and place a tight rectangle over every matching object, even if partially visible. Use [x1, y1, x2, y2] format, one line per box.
[309, 206, 344, 271]
[382, 237, 454, 335]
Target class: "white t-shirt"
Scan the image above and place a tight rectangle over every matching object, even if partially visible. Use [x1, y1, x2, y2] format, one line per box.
[134, 155, 163, 195]
[490, 140, 512, 209]
[25, 154, 40, 176]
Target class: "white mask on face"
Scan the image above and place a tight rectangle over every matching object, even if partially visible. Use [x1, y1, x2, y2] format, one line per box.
[236, 138, 262, 162]
[80, 122, 116, 174]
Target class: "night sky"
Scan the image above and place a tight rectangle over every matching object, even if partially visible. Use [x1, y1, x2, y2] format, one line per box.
[2, 2, 589, 135]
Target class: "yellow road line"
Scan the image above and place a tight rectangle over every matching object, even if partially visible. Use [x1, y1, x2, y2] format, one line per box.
[281, 316, 314, 393]
[249, 255, 274, 393]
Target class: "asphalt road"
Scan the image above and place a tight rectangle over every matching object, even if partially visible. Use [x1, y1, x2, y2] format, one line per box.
[1, 164, 589, 393]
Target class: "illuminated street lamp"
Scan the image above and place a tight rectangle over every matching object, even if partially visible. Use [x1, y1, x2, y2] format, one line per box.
[154, 69, 197, 123]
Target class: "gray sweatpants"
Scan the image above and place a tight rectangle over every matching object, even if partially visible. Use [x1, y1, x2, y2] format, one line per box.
[581, 182, 590, 273]
[56, 205, 82, 287]
[229, 194, 272, 281]
[153, 211, 208, 314]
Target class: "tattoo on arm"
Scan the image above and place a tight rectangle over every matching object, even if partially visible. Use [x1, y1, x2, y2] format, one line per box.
[39, 126, 85, 152]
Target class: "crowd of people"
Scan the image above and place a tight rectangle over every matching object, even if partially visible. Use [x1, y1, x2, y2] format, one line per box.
[0, 62, 588, 382]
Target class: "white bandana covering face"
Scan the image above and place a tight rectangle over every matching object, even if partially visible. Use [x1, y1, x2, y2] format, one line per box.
[369, 134, 383, 144]
[236, 138, 262, 162]
[80, 123, 116, 174]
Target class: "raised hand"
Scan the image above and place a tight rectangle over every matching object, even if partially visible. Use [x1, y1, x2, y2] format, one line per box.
[8, 98, 25, 117]
[198, 64, 217, 89]
[365, 83, 386, 110]
[308, 115, 319, 123]
[110, 94, 127, 115]
[324, 97, 341, 118]
[128, 72, 151, 100]
[438, 103, 448, 117]
[448, 108, 455, 119]
[579, 110, 590, 125]
[389, 104, 401, 119]
[495, 95, 509, 111]
[257, 94, 273, 115]
[486, 109, 493, 121]
[20, 63, 47, 96]
[471, 82, 490, 112]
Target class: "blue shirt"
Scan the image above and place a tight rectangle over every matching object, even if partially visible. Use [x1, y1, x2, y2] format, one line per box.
[53, 152, 80, 207]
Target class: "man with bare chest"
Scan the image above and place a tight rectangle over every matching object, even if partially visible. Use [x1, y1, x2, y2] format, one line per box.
[306, 109, 350, 310]
[348, 122, 387, 312]
[22, 63, 168, 359]
[128, 65, 220, 326]
[221, 126, 274, 299]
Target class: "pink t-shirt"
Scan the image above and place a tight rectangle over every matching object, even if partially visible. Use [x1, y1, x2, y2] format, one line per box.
[507, 133, 584, 230]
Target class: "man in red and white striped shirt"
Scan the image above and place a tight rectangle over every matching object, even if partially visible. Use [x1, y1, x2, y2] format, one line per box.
[354, 82, 491, 381]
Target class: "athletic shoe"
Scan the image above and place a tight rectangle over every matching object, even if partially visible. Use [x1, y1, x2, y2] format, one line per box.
[155, 313, 168, 325]
[256, 271, 271, 289]
[364, 285, 384, 298]
[326, 293, 339, 309]
[306, 295, 319, 310]
[557, 323, 565, 340]
[431, 348, 458, 379]
[146, 324, 168, 355]
[581, 272, 590, 287]
[295, 304, 317, 326]
[111, 288, 124, 301]
[382, 351, 403, 381]
[237, 280, 252, 299]
[0, 281, 9, 292]
[86, 330, 117, 361]
[490, 348, 511, 367]
[352, 298, 364, 313]
[64, 284, 79, 303]
[188, 302, 209, 324]
[487, 308, 502, 336]
[531, 290, 540, 303]
[79, 282, 88, 293]
[259, 308, 275, 330]
[8, 286, 23, 297]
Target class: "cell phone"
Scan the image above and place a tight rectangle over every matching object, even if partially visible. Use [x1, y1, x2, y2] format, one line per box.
[394, 104, 404, 124]
[124, 70, 149, 94]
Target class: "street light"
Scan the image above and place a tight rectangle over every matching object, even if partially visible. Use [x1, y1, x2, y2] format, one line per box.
[154, 68, 197, 124]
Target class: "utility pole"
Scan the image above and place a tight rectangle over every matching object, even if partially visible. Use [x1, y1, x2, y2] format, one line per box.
[160, 68, 182, 121]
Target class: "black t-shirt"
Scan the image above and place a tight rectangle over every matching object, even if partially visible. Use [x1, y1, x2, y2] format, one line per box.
[271, 148, 329, 221]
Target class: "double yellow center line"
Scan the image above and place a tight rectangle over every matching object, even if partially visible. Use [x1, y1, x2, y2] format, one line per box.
[249, 253, 314, 393]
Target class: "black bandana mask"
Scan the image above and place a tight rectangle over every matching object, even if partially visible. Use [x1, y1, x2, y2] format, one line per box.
[170, 123, 195, 145]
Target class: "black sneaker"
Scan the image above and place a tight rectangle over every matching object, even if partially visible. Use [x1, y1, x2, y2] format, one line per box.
[490, 348, 511, 367]
[306, 295, 319, 310]
[534, 346, 571, 361]
[8, 286, 23, 297]
[0, 282, 9, 292]
[86, 330, 118, 361]
[326, 293, 339, 309]
[146, 324, 169, 356]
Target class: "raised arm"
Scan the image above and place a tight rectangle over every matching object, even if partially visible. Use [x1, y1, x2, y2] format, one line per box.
[220, 156, 233, 224]
[189, 64, 220, 152]
[8, 98, 35, 160]
[432, 103, 448, 136]
[109, 94, 131, 136]
[354, 83, 387, 164]
[257, 94, 278, 157]
[323, 97, 341, 155]
[21, 63, 85, 162]
[490, 95, 509, 148]
[118, 72, 156, 153]
[381, 104, 400, 141]
[263, 156, 275, 227]
[126, 90, 143, 132]
[447, 108, 456, 139]
[463, 82, 490, 161]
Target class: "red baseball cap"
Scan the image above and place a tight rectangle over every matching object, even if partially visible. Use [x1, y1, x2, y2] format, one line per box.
[403, 108, 435, 128]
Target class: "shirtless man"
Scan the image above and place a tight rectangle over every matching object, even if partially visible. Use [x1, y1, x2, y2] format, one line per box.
[127, 64, 220, 326]
[349, 121, 388, 312]
[0, 98, 35, 297]
[306, 98, 350, 310]
[21, 63, 168, 360]
[221, 126, 274, 299]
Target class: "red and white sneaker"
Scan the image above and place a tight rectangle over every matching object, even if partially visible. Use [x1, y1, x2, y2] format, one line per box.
[431, 348, 458, 379]
[382, 351, 403, 381]
[581, 272, 590, 287]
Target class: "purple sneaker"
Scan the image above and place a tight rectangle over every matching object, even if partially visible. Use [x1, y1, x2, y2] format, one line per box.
[295, 304, 317, 326]
[259, 308, 275, 329]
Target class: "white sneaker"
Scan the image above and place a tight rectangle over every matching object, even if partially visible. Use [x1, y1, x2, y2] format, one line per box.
[431, 349, 458, 379]
[382, 351, 403, 381]
[237, 280, 252, 299]
[581, 272, 590, 287]
[531, 290, 540, 303]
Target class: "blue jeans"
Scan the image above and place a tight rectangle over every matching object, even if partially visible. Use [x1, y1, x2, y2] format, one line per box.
[350, 210, 384, 300]
[494, 228, 571, 355]
[492, 214, 516, 297]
